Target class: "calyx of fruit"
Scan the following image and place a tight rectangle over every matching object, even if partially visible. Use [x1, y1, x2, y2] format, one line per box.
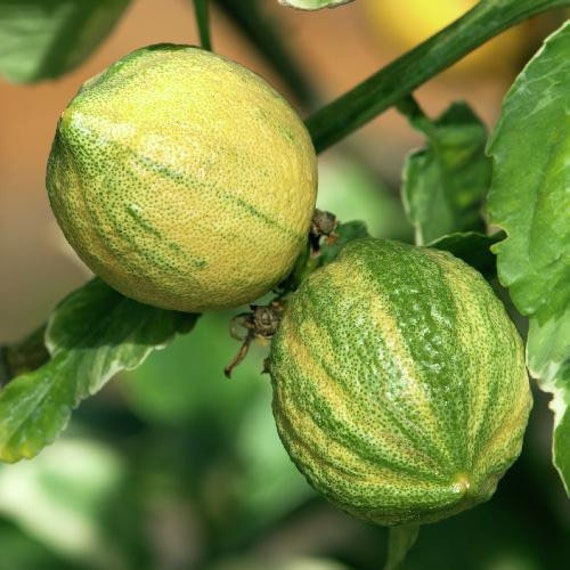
[47, 44, 317, 313]
[270, 238, 532, 526]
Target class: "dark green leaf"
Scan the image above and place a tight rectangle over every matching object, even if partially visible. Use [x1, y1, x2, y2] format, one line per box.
[430, 231, 504, 279]
[486, 22, 570, 494]
[402, 101, 491, 245]
[526, 311, 570, 492]
[318, 220, 370, 265]
[0, 279, 197, 462]
[0, 0, 130, 83]
[279, 220, 370, 292]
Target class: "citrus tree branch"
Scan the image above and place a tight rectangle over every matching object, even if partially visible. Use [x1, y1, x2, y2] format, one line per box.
[193, 0, 212, 51]
[213, 0, 318, 107]
[306, 0, 570, 153]
[3, 0, 565, 386]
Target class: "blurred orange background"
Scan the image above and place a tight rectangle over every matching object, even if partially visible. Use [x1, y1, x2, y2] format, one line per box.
[0, 0, 559, 341]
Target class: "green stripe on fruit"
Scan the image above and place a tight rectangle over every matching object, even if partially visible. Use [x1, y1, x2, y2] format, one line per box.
[270, 238, 531, 526]
[47, 44, 317, 313]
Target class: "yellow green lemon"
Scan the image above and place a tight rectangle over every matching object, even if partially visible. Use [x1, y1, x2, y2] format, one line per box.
[270, 238, 532, 526]
[47, 44, 317, 313]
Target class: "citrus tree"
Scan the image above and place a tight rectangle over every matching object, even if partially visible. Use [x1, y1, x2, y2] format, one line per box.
[1, 1, 570, 569]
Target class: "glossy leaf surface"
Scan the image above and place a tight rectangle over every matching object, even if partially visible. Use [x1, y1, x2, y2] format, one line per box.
[487, 22, 570, 493]
[0, 0, 130, 83]
[403, 102, 490, 245]
[0, 279, 197, 462]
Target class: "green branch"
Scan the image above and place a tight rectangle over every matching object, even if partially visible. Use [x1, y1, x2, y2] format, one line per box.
[4, 0, 567, 386]
[306, 0, 570, 153]
[193, 0, 212, 51]
[213, 0, 317, 107]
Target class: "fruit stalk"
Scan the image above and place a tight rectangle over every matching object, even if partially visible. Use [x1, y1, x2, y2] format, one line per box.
[306, 0, 570, 152]
[385, 524, 420, 570]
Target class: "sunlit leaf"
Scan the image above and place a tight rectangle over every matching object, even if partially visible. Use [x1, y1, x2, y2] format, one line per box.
[209, 557, 352, 570]
[0, 0, 130, 83]
[0, 279, 197, 462]
[278, 0, 353, 10]
[486, 21, 570, 493]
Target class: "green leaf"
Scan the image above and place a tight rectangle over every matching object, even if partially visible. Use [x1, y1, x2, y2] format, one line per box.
[0, 438, 126, 567]
[282, 220, 370, 291]
[526, 312, 570, 492]
[209, 558, 352, 570]
[429, 231, 504, 279]
[318, 220, 370, 265]
[278, 0, 353, 9]
[124, 311, 261, 426]
[486, 21, 570, 493]
[317, 157, 411, 241]
[0, 279, 197, 463]
[402, 101, 491, 245]
[0, 0, 130, 83]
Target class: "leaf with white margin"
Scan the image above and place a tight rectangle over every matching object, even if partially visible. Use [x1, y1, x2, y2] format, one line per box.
[0, 279, 197, 463]
[278, 0, 354, 10]
[486, 21, 570, 494]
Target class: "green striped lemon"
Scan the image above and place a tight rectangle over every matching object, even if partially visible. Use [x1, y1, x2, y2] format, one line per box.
[270, 238, 531, 526]
[47, 44, 317, 313]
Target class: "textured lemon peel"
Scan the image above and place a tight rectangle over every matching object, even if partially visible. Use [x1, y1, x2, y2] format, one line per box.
[270, 238, 532, 526]
[47, 45, 317, 313]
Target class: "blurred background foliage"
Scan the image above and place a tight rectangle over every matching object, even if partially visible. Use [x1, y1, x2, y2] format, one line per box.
[1, 0, 569, 568]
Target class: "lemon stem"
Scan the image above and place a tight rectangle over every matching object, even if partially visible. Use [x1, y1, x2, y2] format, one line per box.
[384, 524, 421, 570]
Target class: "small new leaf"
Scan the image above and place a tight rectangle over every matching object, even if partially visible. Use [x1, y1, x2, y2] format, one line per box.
[0, 0, 130, 83]
[487, 22, 570, 494]
[278, 0, 353, 9]
[0, 279, 198, 463]
[318, 220, 370, 265]
[402, 101, 491, 245]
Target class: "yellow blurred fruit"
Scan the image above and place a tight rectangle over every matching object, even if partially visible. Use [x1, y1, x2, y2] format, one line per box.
[47, 45, 317, 313]
[361, 0, 527, 75]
